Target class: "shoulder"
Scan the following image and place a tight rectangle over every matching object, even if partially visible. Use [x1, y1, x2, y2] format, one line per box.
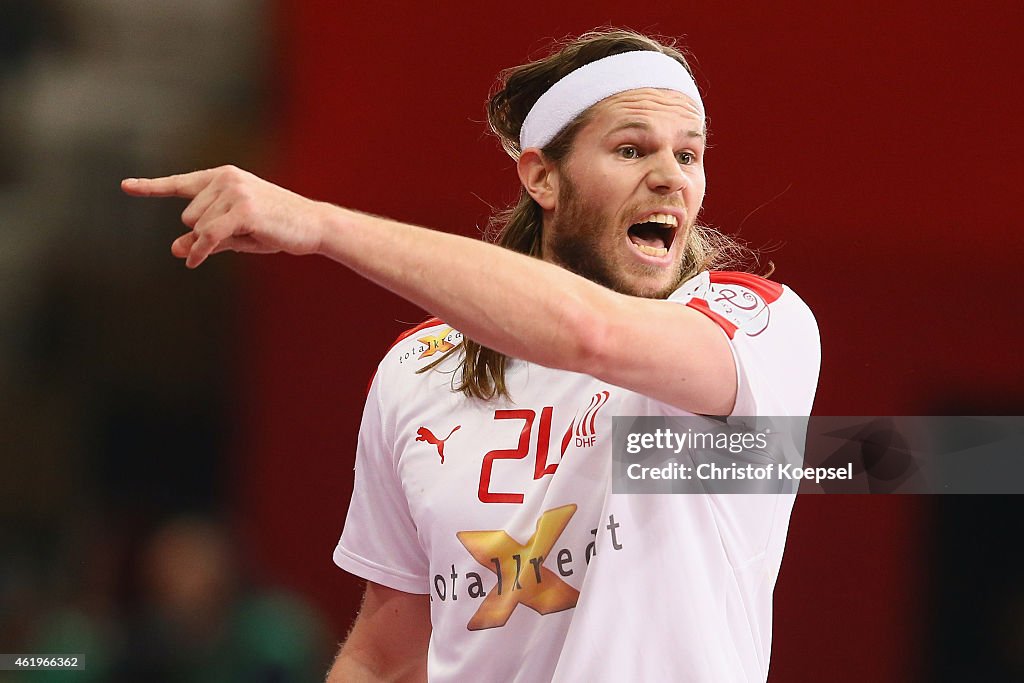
[367, 318, 465, 394]
[669, 270, 816, 340]
[381, 317, 464, 367]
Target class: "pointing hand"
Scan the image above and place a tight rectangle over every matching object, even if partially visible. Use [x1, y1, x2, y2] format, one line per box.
[122, 165, 327, 268]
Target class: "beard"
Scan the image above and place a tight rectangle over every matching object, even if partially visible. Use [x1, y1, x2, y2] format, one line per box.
[544, 172, 688, 300]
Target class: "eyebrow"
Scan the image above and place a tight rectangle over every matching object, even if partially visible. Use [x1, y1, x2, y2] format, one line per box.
[603, 120, 705, 141]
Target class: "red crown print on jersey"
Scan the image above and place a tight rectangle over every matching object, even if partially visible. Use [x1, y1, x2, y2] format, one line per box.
[560, 391, 610, 453]
[416, 425, 461, 464]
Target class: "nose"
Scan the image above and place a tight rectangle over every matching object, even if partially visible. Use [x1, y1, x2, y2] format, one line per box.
[646, 149, 687, 195]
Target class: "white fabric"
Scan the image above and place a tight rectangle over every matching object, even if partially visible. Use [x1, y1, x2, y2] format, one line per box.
[335, 271, 820, 682]
[519, 51, 705, 151]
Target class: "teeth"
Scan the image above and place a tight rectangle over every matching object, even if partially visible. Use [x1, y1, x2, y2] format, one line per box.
[644, 212, 678, 227]
[634, 243, 668, 257]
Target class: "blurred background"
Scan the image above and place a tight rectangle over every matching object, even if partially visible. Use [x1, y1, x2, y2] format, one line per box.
[0, 1, 1021, 681]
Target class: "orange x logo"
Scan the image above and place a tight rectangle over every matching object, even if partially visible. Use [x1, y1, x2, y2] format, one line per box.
[417, 328, 455, 359]
[456, 504, 579, 630]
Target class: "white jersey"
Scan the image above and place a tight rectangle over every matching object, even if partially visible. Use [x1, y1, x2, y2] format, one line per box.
[335, 270, 820, 682]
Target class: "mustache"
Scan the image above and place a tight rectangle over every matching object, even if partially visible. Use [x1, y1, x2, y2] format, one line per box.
[620, 203, 691, 226]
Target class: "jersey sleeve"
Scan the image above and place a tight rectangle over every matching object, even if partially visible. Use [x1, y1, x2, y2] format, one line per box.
[333, 369, 430, 594]
[670, 270, 821, 416]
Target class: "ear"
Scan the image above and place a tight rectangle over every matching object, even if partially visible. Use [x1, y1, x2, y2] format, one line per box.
[517, 148, 559, 211]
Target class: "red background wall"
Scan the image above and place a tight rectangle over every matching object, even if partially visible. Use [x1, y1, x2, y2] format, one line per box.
[236, 2, 1023, 680]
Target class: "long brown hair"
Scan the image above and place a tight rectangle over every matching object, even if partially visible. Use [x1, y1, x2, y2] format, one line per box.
[421, 29, 758, 401]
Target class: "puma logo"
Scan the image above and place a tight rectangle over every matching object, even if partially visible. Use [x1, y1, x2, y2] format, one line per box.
[416, 425, 461, 464]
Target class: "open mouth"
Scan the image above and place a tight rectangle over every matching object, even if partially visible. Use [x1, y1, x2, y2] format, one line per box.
[627, 212, 678, 257]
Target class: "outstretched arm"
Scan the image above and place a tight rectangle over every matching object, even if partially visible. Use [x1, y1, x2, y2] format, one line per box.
[122, 166, 735, 415]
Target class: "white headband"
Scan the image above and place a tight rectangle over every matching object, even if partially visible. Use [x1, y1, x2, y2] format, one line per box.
[519, 50, 704, 151]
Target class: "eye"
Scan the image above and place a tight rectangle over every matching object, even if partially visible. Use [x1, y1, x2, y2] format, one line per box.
[677, 151, 696, 165]
[617, 145, 641, 160]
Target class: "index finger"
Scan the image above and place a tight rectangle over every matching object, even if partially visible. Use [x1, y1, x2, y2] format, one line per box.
[121, 169, 218, 199]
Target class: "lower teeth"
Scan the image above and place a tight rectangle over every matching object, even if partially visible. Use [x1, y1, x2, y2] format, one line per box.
[635, 243, 667, 257]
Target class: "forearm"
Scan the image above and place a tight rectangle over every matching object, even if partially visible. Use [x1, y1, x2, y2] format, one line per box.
[315, 204, 611, 371]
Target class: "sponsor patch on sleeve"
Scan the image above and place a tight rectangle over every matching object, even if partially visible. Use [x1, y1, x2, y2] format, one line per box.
[387, 318, 464, 368]
[683, 271, 784, 339]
